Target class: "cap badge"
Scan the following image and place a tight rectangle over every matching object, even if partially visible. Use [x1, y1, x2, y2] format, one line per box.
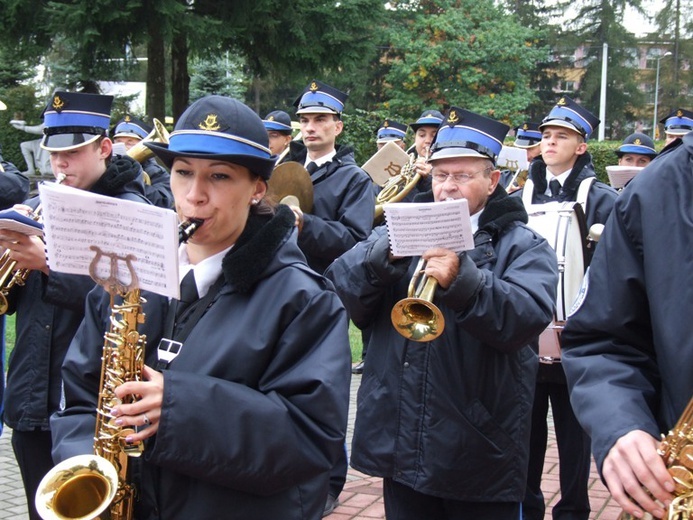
[383, 120, 389, 128]
[124, 115, 132, 122]
[268, 116, 275, 121]
[309, 82, 318, 92]
[447, 110, 459, 125]
[677, 109, 683, 117]
[198, 114, 221, 131]
[557, 97, 567, 106]
[634, 138, 641, 145]
[523, 123, 529, 130]
[52, 95, 65, 113]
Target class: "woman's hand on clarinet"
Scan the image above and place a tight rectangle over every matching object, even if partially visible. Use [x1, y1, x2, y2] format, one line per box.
[112, 365, 164, 443]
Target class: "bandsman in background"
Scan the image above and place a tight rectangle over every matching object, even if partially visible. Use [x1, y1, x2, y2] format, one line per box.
[285, 79, 374, 516]
[376, 118, 408, 151]
[615, 132, 658, 168]
[263, 109, 294, 162]
[404, 109, 444, 198]
[501, 121, 542, 192]
[111, 115, 173, 208]
[513, 96, 618, 520]
[659, 108, 693, 147]
[1, 91, 148, 520]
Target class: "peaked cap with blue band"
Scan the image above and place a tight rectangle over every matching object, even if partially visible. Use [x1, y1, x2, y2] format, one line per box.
[294, 80, 348, 116]
[539, 96, 599, 139]
[429, 107, 509, 164]
[41, 91, 113, 151]
[145, 95, 275, 180]
[263, 110, 293, 134]
[615, 132, 657, 158]
[660, 108, 693, 136]
[409, 109, 444, 132]
[376, 119, 408, 143]
[112, 115, 152, 140]
[514, 122, 542, 148]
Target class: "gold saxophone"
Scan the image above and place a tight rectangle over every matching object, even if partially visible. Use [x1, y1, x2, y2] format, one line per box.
[35, 220, 202, 519]
[618, 395, 693, 520]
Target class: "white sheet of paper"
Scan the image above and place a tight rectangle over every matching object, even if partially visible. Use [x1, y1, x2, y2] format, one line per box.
[39, 182, 181, 299]
[383, 199, 474, 257]
[606, 165, 643, 189]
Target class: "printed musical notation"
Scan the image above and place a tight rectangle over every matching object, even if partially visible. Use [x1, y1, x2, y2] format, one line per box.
[38, 182, 180, 299]
[383, 199, 474, 257]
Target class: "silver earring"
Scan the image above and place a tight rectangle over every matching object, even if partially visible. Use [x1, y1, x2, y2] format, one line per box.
[251, 199, 259, 205]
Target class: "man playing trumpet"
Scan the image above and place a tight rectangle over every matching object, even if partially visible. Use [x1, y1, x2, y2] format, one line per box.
[0, 91, 148, 520]
[325, 108, 558, 520]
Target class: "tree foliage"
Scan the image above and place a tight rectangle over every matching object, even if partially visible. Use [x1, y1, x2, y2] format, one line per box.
[380, 0, 550, 126]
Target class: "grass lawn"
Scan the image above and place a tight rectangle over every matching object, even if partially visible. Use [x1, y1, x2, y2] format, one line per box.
[3, 315, 363, 369]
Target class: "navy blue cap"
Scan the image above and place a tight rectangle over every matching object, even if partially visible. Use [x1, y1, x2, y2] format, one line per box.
[514, 122, 542, 148]
[263, 110, 293, 134]
[429, 108, 509, 164]
[41, 91, 113, 151]
[294, 80, 348, 116]
[660, 108, 693, 136]
[540, 96, 600, 139]
[376, 119, 408, 143]
[112, 115, 151, 140]
[145, 95, 275, 180]
[615, 132, 657, 158]
[409, 110, 444, 132]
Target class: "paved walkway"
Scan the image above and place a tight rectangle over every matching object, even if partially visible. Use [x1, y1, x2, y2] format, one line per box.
[0, 373, 623, 519]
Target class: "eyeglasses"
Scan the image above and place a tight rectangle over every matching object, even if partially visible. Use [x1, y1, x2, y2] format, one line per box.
[431, 166, 492, 184]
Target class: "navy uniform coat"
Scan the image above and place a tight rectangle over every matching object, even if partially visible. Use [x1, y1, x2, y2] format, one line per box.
[286, 142, 374, 273]
[51, 206, 351, 520]
[562, 133, 693, 473]
[3, 156, 148, 432]
[325, 187, 558, 501]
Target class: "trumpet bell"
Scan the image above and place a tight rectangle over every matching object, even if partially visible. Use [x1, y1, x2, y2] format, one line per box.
[391, 297, 445, 342]
[35, 454, 118, 520]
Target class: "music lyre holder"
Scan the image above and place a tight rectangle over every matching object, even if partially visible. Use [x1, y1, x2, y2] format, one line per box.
[88, 245, 140, 297]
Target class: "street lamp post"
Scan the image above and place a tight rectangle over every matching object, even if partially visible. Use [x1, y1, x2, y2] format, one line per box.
[653, 51, 672, 139]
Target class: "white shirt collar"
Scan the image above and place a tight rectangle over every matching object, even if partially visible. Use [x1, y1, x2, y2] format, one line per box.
[544, 167, 572, 196]
[305, 149, 336, 168]
[470, 209, 482, 235]
[178, 245, 232, 298]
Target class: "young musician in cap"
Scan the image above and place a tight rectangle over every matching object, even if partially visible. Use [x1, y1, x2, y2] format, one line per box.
[326, 108, 558, 520]
[376, 118, 408, 150]
[263, 109, 294, 160]
[616, 132, 658, 168]
[561, 126, 693, 520]
[512, 96, 618, 520]
[501, 121, 542, 193]
[284, 79, 375, 275]
[112, 114, 174, 208]
[0, 91, 148, 520]
[51, 95, 351, 520]
[659, 108, 693, 147]
[403, 109, 444, 199]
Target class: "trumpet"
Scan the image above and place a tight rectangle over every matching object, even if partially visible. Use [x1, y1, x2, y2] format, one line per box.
[0, 173, 65, 314]
[126, 118, 170, 186]
[391, 258, 445, 342]
[374, 153, 421, 224]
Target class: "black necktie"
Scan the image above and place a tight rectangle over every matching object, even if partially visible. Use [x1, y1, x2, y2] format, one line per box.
[306, 161, 318, 174]
[549, 178, 561, 198]
[176, 269, 199, 320]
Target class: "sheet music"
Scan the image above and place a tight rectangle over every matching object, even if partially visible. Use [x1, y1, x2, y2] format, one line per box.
[383, 199, 474, 257]
[0, 209, 44, 237]
[606, 165, 643, 189]
[38, 182, 180, 299]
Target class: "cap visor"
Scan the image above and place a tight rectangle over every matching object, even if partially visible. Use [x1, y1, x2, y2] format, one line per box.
[514, 138, 540, 149]
[41, 133, 101, 152]
[296, 106, 339, 115]
[539, 120, 582, 135]
[145, 142, 276, 180]
[666, 129, 690, 136]
[376, 137, 403, 144]
[429, 147, 488, 162]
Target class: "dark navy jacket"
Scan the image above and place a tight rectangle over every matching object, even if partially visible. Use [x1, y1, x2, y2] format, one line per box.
[51, 206, 351, 520]
[562, 133, 693, 474]
[142, 157, 173, 209]
[286, 142, 374, 273]
[3, 156, 148, 432]
[325, 187, 558, 501]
